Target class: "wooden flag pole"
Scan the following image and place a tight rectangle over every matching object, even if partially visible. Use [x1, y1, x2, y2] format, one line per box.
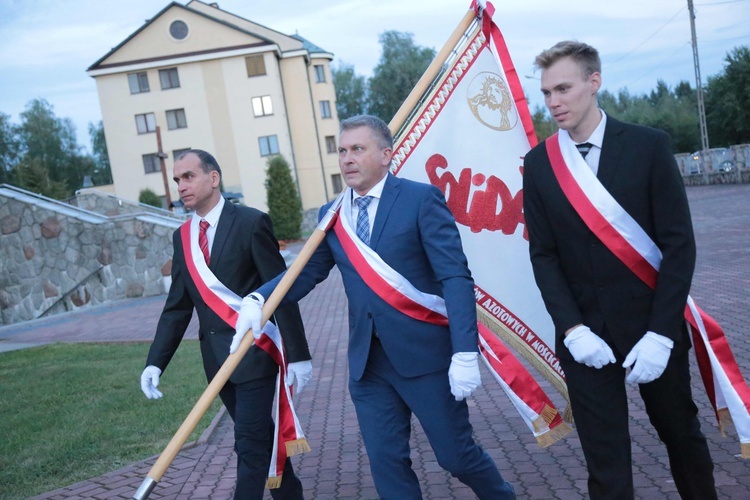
[134, 194, 344, 500]
[389, 8, 477, 134]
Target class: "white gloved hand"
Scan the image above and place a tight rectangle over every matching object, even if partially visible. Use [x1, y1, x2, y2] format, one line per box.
[230, 292, 264, 354]
[286, 360, 313, 395]
[140, 365, 163, 399]
[448, 352, 482, 401]
[623, 331, 673, 384]
[563, 325, 616, 369]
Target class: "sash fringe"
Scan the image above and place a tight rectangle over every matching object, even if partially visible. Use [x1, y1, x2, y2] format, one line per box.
[286, 438, 311, 456]
[266, 475, 283, 489]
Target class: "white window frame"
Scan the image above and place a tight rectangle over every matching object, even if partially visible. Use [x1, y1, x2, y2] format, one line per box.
[259, 135, 279, 157]
[159, 67, 180, 90]
[251, 96, 273, 117]
[135, 113, 156, 134]
[166, 109, 187, 130]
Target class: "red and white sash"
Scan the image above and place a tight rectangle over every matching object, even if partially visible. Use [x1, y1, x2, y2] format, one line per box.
[332, 190, 571, 446]
[546, 131, 750, 457]
[179, 222, 310, 486]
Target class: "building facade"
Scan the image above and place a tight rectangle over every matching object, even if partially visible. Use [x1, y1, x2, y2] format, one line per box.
[87, 0, 342, 212]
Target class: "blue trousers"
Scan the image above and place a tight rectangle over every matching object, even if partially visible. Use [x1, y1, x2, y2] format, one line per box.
[349, 338, 515, 499]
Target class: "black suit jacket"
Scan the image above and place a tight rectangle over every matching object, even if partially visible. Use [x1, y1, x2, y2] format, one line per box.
[146, 201, 310, 384]
[522, 117, 695, 359]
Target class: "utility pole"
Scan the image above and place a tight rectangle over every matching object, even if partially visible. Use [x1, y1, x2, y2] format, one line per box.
[155, 126, 172, 209]
[687, 0, 710, 155]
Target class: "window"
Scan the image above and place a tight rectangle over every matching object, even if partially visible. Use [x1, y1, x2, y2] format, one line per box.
[172, 148, 191, 160]
[142, 153, 161, 174]
[135, 113, 156, 134]
[169, 20, 189, 40]
[166, 109, 187, 130]
[159, 68, 180, 90]
[251, 96, 273, 117]
[258, 135, 279, 157]
[314, 65, 326, 83]
[325, 136, 336, 154]
[245, 55, 266, 77]
[331, 173, 343, 194]
[320, 100, 332, 119]
[128, 72, 149, 94]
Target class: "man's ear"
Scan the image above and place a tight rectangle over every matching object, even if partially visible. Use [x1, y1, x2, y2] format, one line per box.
[589, 72, 602, 94]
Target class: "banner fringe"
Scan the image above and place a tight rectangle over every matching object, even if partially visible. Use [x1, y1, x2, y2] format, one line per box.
[741, 442, 750, 459]
[477, 309, 569, 401]
[536, 421, 574, 448]
[563, 404, 574, 424]
[266, 475, 282, 489]
[286, 438, 312, 456]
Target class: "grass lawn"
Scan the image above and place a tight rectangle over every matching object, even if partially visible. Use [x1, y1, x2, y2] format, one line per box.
[0, 341, 223, 499]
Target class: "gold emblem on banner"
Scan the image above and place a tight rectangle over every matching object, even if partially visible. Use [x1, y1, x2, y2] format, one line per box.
[467, 72, 517, 131]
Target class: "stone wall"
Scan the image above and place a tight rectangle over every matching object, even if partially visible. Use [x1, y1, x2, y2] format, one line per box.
[0, 185, 180, 325]
[677, 144, 750, 186]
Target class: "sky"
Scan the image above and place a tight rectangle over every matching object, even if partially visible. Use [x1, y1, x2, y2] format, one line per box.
[1, 0, 748, 152]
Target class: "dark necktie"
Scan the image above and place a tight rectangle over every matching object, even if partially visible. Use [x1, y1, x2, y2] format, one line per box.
[199, 219, 210, 265]
[354, 196, 373, 246]
[576, 142, 594, 159]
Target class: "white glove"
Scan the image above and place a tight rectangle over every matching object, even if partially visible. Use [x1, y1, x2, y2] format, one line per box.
[286, 360, 313, 395]
[140, 365, 163, 399]
[448, 352, 482, 401]
[230, 293, 264, 354]
[623, 331, 674, 384]
[563, 325, 616, 369]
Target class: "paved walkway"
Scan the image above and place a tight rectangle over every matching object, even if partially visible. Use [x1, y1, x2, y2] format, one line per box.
[2, 184, 750, 499]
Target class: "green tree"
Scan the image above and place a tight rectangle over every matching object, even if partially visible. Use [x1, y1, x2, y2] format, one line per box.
[139, 188, 162, 208]
[14, 157, 69, 198]
[0, 112, 20, 184]
[265, 155, 302, 241]
[705, 46, 750, 147]
[368, 31, 436, 122]
[530, 105, 557, 142]
[332, 61, 367, 120]
[16, 99, 83, 197]
[88, 121, 113, 185]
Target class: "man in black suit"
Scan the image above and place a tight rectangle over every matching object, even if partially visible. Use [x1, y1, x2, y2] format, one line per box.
[522, 41, 716, 499]
[139, 150, 310, 499]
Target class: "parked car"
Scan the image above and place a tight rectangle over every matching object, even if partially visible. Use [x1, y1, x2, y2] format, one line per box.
[713, 148, 736, 172]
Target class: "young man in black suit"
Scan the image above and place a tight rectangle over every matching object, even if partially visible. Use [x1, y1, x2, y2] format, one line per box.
[140, 150, 311, 499]
[522, 41, 716, 499]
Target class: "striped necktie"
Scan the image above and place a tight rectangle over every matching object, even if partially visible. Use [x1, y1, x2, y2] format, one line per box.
[199, 219, 210, 265]
[354, 196, 373, 246]
[576, 142, 594, 159]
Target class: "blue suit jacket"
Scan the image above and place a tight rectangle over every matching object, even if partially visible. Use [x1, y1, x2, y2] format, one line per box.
[257, 173, 478, 381]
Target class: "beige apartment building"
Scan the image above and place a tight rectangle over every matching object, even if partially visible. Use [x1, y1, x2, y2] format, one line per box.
[87, 0, 342, 212]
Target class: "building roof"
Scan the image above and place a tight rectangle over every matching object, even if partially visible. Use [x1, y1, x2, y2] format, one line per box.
[88, 1, 332, 72]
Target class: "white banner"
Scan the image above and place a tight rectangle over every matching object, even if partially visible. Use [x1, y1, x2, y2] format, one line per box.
[391, 7, 566, 397]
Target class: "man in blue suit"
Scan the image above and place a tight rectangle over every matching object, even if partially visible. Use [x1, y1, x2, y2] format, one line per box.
[232, 115, 515, 499]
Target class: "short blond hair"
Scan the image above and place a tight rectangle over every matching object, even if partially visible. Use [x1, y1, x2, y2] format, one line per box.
[534, 41, 601, 78]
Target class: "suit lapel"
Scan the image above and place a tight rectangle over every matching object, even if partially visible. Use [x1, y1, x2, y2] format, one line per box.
[369, 173, 400, 249]
[597, 117, 626, 188]
[209, 201, 236, 269]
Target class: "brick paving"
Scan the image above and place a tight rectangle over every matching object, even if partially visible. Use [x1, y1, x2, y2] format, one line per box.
[2, 183, 750, 499]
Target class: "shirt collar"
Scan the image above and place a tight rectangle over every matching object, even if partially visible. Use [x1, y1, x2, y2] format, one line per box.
[192, 194, 225, 227]
[581, 109, 607, 149]
[352, 172, 388, 202]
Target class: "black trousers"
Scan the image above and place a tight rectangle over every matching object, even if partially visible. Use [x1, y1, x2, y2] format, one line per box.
[219, 375, 304, 500]
[562, 347, 716, 499]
